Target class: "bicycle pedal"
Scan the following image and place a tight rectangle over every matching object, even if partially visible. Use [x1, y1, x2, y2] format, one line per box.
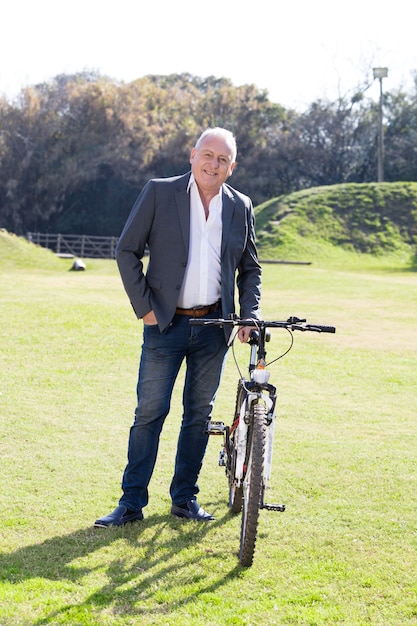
[261, 503, 286, 512]
[205, 421, 225, 435]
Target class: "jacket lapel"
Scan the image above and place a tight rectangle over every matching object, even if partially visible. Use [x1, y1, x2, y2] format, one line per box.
[175, 173, 192, 252]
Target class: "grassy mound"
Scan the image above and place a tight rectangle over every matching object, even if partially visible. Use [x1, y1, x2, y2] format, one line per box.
[0, 230, 72, 271]
[255, 182, 417, 268]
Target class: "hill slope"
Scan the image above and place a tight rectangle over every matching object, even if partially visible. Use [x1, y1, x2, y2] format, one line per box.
[0, 229, 68, 270]
[255, 182, 417, 265]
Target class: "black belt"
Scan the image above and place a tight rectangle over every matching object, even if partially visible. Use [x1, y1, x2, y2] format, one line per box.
[175, 301, 221, 318]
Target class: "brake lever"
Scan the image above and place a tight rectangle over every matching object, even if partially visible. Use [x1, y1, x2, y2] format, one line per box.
[286, 316, 306, 324]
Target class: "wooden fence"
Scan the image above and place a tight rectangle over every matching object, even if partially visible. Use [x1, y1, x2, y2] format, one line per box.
[26, 232, 310, 265]
[26, 232, 119, 259]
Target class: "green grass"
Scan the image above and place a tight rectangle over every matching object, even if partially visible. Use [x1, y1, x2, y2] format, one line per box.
[1, 235, 416, 625]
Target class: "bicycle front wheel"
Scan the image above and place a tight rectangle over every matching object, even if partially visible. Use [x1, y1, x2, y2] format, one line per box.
[239, 400, 267, 567]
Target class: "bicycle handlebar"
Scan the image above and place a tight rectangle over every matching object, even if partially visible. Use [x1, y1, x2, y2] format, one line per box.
[189, 316, 336, 334]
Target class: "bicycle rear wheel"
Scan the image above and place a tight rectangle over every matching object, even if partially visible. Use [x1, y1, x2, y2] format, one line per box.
[228, 439, 243, 514]
[227, 386, 246, 514]
[239, 400, 267, 567]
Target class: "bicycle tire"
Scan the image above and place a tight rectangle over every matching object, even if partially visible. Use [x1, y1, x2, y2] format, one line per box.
[239, 400, 267, 567]
[228, 440, 243, 514]
[227, 385, 246, 514]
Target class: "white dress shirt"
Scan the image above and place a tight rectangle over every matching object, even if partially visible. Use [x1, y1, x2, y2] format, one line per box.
[177, 174, 222, 308]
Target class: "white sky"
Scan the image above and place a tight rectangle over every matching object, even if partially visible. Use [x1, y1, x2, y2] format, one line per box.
[1, 0, 416, 110]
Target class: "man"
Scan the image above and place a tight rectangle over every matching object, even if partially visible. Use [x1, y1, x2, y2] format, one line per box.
[95, 127, 261, 527]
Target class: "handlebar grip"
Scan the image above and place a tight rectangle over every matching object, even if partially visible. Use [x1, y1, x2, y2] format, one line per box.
[311, 325, 336, 333]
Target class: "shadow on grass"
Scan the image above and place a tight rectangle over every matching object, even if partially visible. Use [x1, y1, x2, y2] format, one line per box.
[1, 507, 245, 623]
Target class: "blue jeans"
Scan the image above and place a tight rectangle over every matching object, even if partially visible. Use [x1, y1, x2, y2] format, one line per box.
[119, 310, 228, 511]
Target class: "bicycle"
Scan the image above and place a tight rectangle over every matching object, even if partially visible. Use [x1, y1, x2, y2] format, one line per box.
[189, 315, 336, 567]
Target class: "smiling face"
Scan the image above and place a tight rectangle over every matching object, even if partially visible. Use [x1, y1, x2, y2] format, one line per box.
[190, 134, 236, 199]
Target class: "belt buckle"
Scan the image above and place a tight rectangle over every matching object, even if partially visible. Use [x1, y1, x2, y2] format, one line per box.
[192, 306, 207, 318]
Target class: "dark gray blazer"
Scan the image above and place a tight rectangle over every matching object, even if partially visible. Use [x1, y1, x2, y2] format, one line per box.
[116, 172, 262, 339]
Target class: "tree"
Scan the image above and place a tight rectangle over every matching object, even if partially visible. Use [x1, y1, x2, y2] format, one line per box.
[1, 71, 417, 237]
[383, 76, 417, 182]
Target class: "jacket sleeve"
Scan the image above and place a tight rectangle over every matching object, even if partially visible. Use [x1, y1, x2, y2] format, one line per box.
[115, 180, 155, 319]
[237, 199, 262, 319]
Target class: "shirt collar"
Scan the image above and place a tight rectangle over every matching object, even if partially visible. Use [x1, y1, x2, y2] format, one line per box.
[187, 172, 223, 200]
[187, 172, 196, 193]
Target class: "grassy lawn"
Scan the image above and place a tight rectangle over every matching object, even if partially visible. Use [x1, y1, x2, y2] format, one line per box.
[0, 242, 416, 625]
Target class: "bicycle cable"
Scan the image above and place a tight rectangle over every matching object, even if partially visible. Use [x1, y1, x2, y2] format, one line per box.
[265, 328, 294, 367]
[230, 329, 245, 379]
[230, 326, 295, 376]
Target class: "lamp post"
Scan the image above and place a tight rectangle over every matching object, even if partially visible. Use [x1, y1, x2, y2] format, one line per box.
[373, 67, 388, 182]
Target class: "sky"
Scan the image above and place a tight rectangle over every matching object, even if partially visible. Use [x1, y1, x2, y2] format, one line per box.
[1, 0, 416, 110]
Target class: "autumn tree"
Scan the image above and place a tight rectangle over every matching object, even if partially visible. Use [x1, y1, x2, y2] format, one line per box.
[1, 71, 417, 236]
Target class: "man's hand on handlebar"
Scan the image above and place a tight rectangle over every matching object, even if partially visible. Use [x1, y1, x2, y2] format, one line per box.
[237, 326, 253, 343]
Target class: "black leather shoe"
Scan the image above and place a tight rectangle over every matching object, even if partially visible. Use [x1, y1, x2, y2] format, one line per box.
[171, 498, 215, 521]
[94, 505, 143, 528]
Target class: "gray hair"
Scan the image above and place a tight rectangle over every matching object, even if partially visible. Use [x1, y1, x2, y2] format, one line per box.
[195, 127, 237, 162]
